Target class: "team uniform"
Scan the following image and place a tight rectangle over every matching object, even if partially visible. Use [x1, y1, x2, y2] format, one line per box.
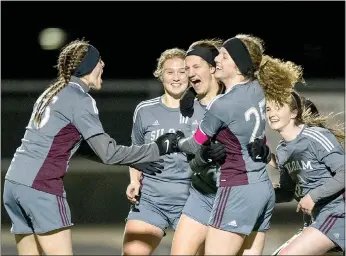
[192, 80, 275, 235]
[3, 76, 160, 234]
[276, 126, 345, 251]
[182, 100, 219, 226]
[126, 97, 193, 233]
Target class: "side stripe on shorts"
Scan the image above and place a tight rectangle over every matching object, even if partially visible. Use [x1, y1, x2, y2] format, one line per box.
[57, 196, 69, 226]
[211, 187, 231, 228]
[319, 214, 343, 234]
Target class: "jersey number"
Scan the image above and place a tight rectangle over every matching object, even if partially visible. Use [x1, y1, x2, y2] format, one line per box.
[244, 98, 265, 143]
[28, 96, 58, 129]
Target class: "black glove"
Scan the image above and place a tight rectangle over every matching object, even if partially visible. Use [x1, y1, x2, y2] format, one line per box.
[175, 130, 185, 141]
[200, 140, 226, 166]
[247, 138, 271, 164]
[131, 159, 164, 176]
[180, 86, 197, 118]
[154, 133, 179, 155]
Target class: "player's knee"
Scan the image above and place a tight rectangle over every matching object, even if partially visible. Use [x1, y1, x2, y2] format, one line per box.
[277, 246, 290, 255]
[122, 239, 154, 256]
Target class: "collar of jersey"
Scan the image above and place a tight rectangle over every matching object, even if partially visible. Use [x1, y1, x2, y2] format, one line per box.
[224, 79, 251, 94]
[69, 76, 90, 93]
[284, 124, 306, 145]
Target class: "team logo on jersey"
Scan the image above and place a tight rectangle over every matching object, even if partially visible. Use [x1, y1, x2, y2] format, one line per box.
[284, 160, 313, 173]
[152, 120, 160, 126]
[179, 114, 189, 124]
[192, 120, 199, 125]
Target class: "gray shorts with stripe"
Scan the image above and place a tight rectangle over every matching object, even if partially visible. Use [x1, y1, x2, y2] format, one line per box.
[209, 179, 275, 235]
[3, 180, 73, 234]
[311, 201, 345, 251]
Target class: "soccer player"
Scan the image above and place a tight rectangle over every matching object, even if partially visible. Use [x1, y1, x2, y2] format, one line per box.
[265, 91, 345, 255]
[2, 39, 178, 256]
[177, 34, 302, 255]
[121, 47, 196, 255]
[170, 39, 226, 255]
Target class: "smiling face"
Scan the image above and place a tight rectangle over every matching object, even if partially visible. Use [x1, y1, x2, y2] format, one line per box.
[161, 57, 188, 98]
[266, 100, 298, 132]
[185, 55, 215, 96]
[214, 47, 239, 83]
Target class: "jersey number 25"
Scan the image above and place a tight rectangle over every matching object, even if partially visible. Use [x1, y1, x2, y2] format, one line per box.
[244, 98, 266, 143]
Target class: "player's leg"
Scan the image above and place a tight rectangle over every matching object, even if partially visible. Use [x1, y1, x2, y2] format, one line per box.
[3, 180, 42, 255]
[171, 187, 214, 255]
[205, 226, 246, 255]
[279, 208, 345, 255]
[278, 227, 336, 255]
[14, 184, 74, 255]
[239, 232, 266, 255]
[36, 228, 73, 255]
[171, 214, 208, 255]
[15, 234, 43, 255]
[122, 200, 167, 255]
[240, 180, 275, 255]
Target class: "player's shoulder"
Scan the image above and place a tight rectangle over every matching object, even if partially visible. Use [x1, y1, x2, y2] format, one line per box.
[275, 139, 287, 153]
[134, 97, 161, 113]
[63, 81, 92, 102]
[301, 126, 338, 151]
[205, 93, 229, 112]
[133, 97, 161, 121]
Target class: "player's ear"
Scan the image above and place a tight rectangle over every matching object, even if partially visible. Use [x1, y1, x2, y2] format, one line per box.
[210, 66, 216, 74]
[290, 109, 298, 119]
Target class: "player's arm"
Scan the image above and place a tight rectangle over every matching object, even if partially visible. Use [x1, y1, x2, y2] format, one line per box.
[189, 141, 226, 172]
[129, 167, 142, 183]
[307, 129, 345, 203]
[275, 166, 296, 203]
[178, 99, 226, 155]
[73, 96, 173, 165]
[127, 107, 146, 181]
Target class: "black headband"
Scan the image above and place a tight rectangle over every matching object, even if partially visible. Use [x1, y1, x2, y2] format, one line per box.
[74, 45, 100, 77]
[223, 37, 253, 76]
[291, 91, 302, 113]
[185, 46, 218, 67]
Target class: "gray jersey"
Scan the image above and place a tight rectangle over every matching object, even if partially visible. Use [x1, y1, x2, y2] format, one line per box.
[276, 126, 345, 207]
[6, 77, 160, 197]
[131, 97, 193, 205]
[189, 100, 220, 193]
[198, 80, 268, 187]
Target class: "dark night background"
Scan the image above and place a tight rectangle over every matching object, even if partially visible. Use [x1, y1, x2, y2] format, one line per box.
[1, 1, 345, 79]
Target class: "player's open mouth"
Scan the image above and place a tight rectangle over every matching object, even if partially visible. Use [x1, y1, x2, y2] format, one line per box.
[191, 79, 201, 86]
[270, 119, 279, 123]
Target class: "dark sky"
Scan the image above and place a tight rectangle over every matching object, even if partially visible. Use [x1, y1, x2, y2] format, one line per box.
[2, 1, 345, 79]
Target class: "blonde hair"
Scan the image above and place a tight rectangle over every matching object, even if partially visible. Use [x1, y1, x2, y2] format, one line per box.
[153, 48, 186, 81]
[257, 55, 304, 107]
[33, 39, 89, 127]
[291, 91, 345, 147]
[236, 34, 265, 80]
[234, 34, 304, 107]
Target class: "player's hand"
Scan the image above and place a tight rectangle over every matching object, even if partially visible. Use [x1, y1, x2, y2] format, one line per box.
[126, 181, 141, 204]
[175, 130, 185, 141]
[155, 133, 180, 155]
[296, 194, 315, 215]
[130, 160, 164, 176]
[247, 138, 271, 164]
[180, 86, 197, 118]
[200, 140, 226, 166]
